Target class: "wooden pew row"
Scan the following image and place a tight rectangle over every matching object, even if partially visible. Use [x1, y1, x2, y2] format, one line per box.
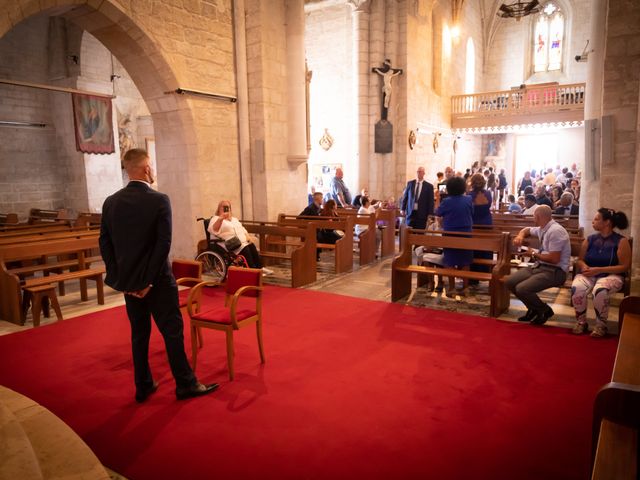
[335, 210, 376, 265]
[0, 228, 99, 246]
[27, 208, 72, 225]
[0, 236, 104, 324]
[0, 213, 18, 225]
[242, 221, 317, 288]
[277, 214, 354, 273]
[590, 297, 640, 480]
[337, 208, 397, 260]
[391, 229, 512, 317]
[375, 208, 397, 258]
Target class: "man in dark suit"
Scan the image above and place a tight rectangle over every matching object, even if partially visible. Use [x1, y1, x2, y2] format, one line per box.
[299, 192, 323, 217]
[401, 166, 434, 229]
[99, 149, 218, 403]
[554, 192, 579, 216]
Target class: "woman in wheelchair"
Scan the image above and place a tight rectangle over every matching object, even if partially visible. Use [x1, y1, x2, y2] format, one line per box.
[208, 200, 263, 269]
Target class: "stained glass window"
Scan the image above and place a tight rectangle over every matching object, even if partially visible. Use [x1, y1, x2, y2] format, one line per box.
[532, 2, 564, 73]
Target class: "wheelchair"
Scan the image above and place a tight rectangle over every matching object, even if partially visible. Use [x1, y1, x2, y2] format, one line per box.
[195, 217, 248, 281]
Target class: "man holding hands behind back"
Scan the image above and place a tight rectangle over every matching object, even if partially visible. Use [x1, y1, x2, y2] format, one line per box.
[100, 148, 218, 403]
[401, 166, 434, 229]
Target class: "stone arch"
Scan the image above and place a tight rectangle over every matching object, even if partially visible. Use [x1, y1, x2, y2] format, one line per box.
[0, 0, 211, 257]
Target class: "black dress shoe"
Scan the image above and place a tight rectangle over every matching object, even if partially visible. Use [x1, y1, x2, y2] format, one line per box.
[530, 306, 554, 325]
[135, 381, 159, 403]
[176, 382, 219, 400]
[518, 309, 535, 322]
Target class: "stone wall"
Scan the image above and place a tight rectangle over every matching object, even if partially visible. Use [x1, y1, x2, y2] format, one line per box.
[0, 16, 66, 220]
[305, 3, 355, 197]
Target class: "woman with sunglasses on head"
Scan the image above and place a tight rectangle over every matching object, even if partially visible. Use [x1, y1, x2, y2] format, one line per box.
[571, 208, 631, 337]
[208, 200, 264, 269]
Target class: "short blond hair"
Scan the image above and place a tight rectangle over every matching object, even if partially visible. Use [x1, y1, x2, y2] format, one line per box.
[122, 148, 149, 169]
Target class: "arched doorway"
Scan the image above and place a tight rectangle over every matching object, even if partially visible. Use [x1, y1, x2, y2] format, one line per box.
[0, 0, 238, 257]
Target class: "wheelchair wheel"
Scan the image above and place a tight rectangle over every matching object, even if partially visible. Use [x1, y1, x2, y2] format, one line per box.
[195, 251, 227, 281]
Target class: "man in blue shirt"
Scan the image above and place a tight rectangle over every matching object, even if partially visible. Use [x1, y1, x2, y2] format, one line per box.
[330, 168, 352, 208]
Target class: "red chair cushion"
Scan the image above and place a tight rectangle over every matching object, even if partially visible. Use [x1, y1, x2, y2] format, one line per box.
[192, 305, 258, 325]
[178, 289, 190, 307]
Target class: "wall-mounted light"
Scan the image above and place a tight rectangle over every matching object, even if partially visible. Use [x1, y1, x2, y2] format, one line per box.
[450, 25, 461, 43]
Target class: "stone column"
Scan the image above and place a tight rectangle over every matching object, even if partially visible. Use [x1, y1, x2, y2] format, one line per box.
[349, 0, 371, 197]
[285, 0, 308, 165]
[579, 0, 607, 234]
[233, 0, 253, 219]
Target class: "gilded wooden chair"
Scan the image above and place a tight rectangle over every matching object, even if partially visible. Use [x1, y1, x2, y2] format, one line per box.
[187, 267, 265, 381]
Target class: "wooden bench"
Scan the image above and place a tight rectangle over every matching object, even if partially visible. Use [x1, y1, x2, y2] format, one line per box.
[375, 208, 397, 258]
[0, 213, 18, 225]
[391, 229, 511, 317]
[241, 221, 317, 288]
[0, 236, 105, 324]
[590, 296, 640, 479]
[336, 210, 377, 265]
[27, 208, 71, 225]
[277, 214, 354, 273]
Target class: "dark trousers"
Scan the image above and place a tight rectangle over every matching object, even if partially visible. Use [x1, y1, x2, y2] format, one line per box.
[407, 214, 427, 230]
[124, 282, 196, 391]
[505, 264, 566, 313]
[239, 243, 262, 268]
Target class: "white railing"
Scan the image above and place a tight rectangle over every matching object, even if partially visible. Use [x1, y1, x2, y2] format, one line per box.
[452, 83, 586, 119]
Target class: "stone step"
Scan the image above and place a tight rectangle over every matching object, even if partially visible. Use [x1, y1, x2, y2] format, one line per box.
[0, 386, 111, 480]
[0, 393, 43, 479]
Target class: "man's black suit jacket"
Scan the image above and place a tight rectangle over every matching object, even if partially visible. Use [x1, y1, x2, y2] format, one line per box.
[299, 203, 321, 217]
[99, 181, 174, 292]
[554, 204, 579, 216]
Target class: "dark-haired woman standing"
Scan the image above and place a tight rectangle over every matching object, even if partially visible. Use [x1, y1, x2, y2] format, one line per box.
[571, 208, 631, 337]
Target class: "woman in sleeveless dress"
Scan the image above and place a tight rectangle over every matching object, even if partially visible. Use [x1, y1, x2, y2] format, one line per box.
[571, 208, 631, 337]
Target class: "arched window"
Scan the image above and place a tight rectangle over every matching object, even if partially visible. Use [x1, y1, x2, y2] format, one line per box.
[465, 38, 475, 94]
[533, 2, 564, 73]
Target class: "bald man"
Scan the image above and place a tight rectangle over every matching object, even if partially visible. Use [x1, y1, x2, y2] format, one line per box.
[401, 166, 434, 230]
[504, 205, 571, 325]
[330, 168, 352, 208]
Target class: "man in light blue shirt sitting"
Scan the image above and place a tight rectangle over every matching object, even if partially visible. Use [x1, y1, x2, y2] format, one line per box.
[505, 205, 571, 325]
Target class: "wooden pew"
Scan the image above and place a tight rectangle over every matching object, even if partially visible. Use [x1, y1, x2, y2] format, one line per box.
[590, 297, 640, 480]
[241, 221, 317, 288]
[336, 210, 376, 266]
[74, 212, 102, 227]
[375, 208, 397, 258]
[391, 229, 511, 317]
[0, 236, 104, 324]
[0, 213, 18, 225]
[28, 208, 72, 225]
[277, 214, 354, 273]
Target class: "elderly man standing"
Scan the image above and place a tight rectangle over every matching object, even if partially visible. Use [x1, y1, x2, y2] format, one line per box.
[504, 205, 571, 325]
[330, 168, 352, 208]
[401, 166, 434, 230]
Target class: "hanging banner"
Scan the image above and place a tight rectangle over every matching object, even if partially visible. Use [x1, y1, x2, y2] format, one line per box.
[72, 93, 115, 154]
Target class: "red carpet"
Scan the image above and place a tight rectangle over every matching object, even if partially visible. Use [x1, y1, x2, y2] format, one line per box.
[0, 287, 617, 479]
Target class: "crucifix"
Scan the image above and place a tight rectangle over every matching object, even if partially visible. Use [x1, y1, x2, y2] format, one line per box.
[371, 59, 403, 121]
[371, 59, 403, 153]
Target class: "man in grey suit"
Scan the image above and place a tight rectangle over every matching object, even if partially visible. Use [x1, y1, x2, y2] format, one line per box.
[100, 148, 218, 403]
[401, 166, 434, 229]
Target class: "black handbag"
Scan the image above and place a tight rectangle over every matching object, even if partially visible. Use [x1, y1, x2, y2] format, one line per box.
[224, 235, 242, 251]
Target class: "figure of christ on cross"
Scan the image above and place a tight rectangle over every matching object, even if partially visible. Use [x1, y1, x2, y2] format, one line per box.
[372, 59, 403, 120]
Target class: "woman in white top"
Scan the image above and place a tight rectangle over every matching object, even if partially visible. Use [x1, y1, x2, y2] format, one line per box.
[207, 200, 263, 269]
[355, 197, 381, 249]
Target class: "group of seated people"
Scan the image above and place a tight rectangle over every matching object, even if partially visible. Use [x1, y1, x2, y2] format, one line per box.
[432, 174, 630, 338]
[507, 165, 581, 215]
